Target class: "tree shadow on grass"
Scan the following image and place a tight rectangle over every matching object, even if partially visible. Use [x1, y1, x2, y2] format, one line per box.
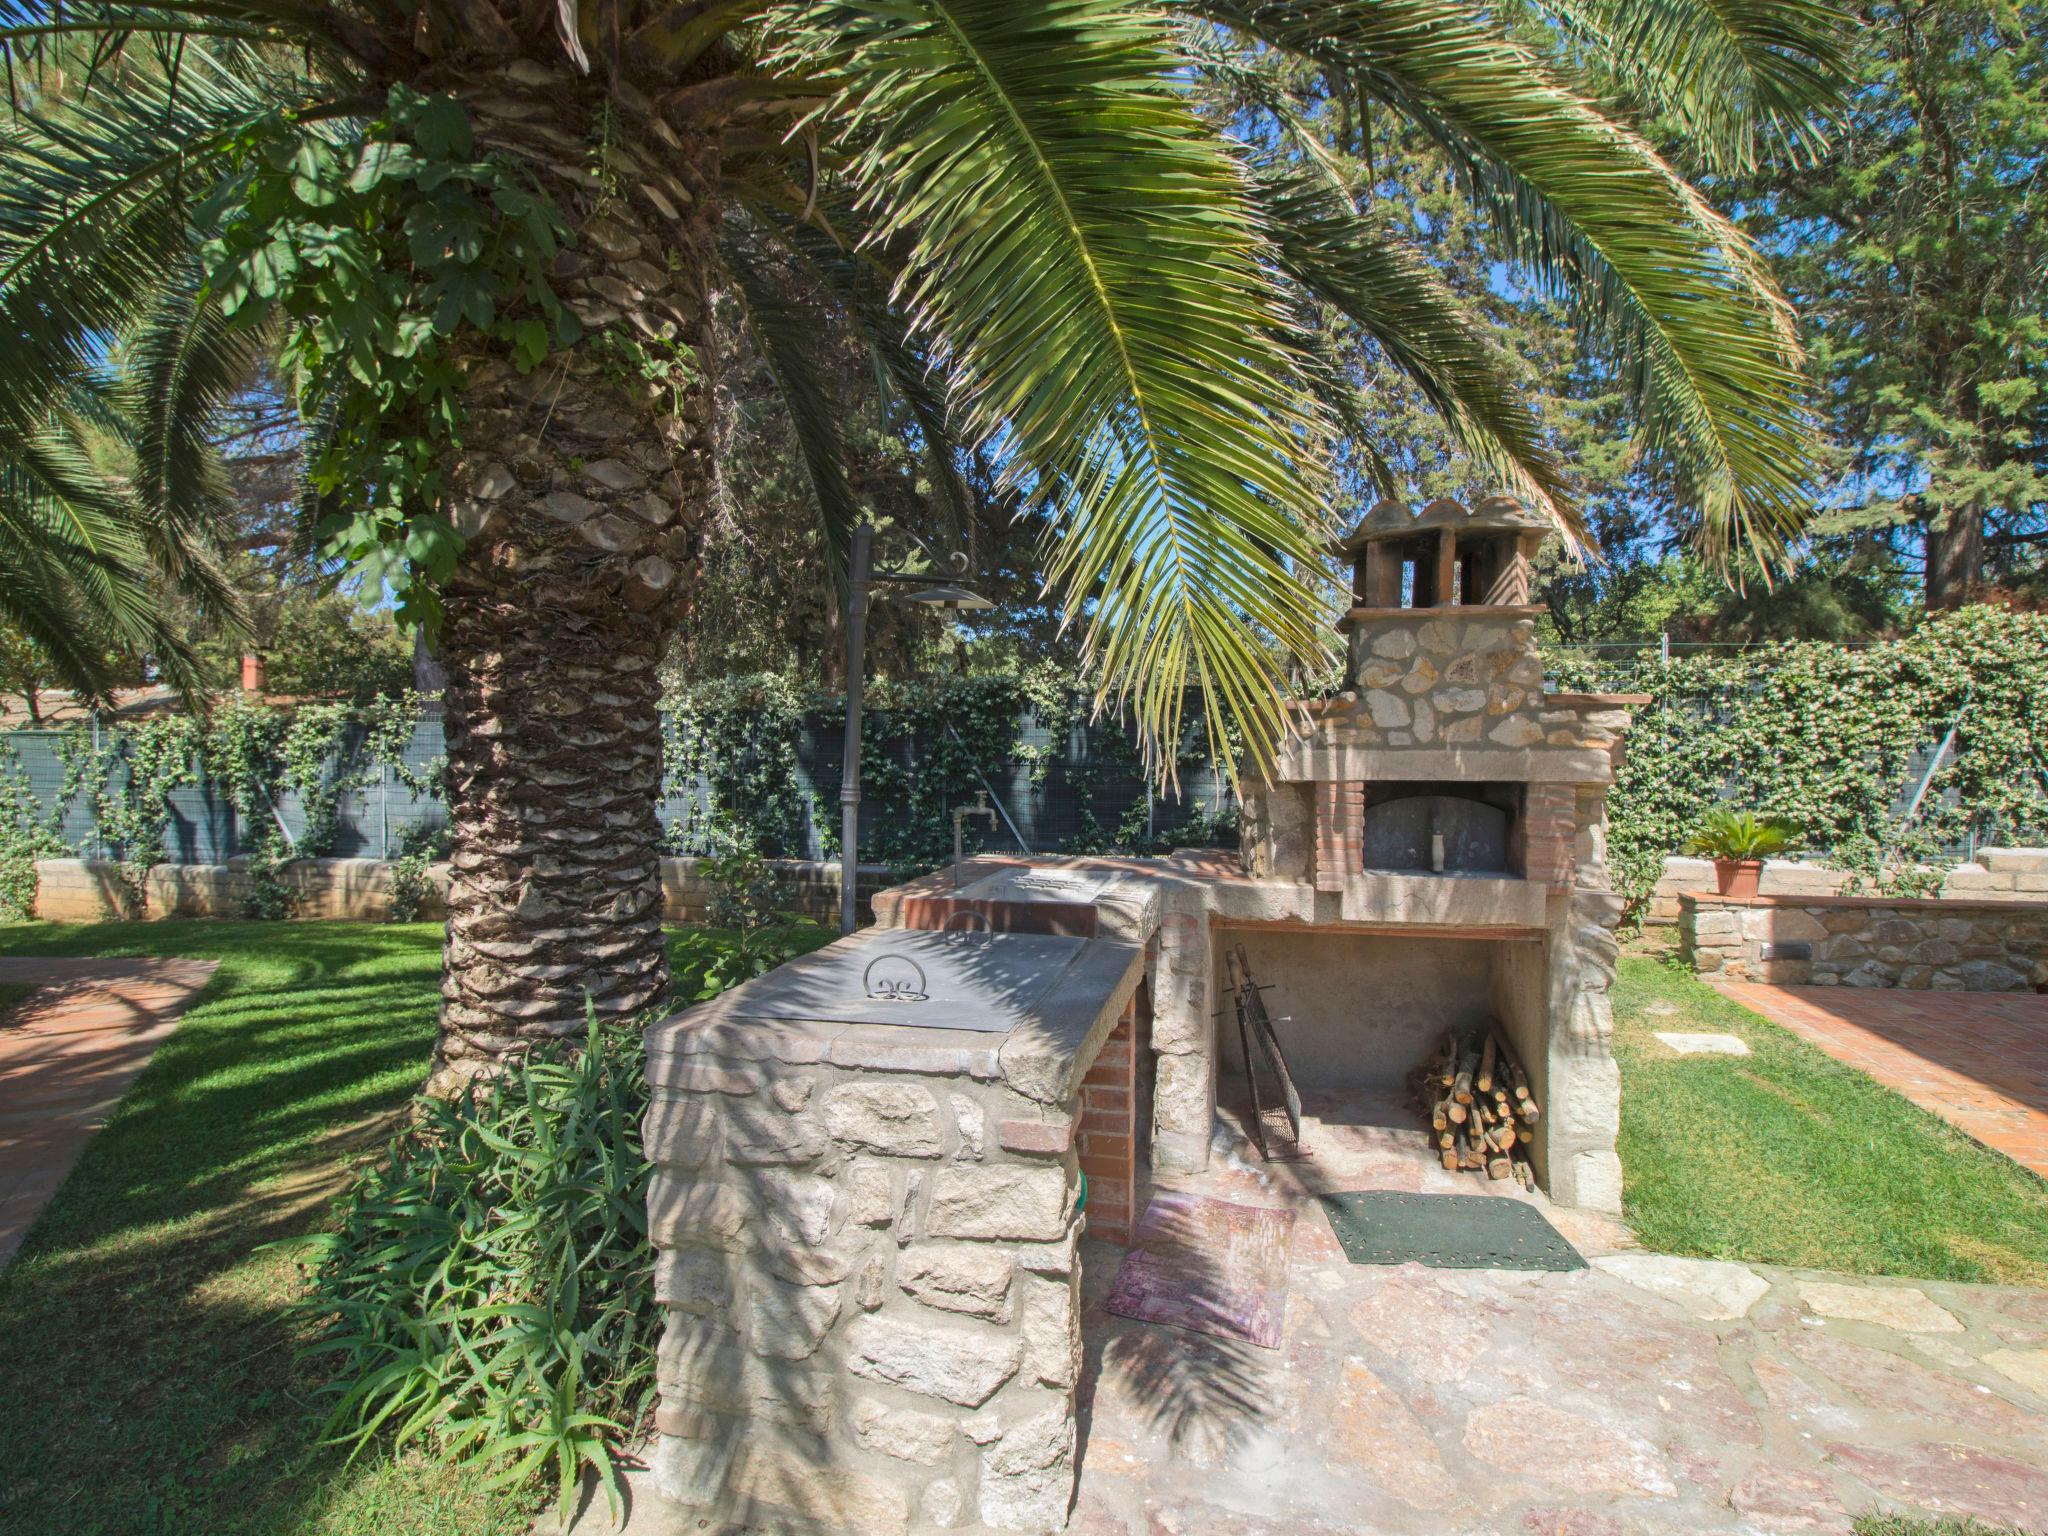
[0, 924, 465, 1536]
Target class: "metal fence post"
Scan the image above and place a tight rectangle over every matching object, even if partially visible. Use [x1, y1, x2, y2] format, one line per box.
[90, 715, 102, 863]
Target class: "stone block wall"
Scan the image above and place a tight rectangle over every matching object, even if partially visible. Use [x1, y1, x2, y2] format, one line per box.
[644, 935, 1142, 1536]
[27, 854, 888, 926]
[31, 856, 443, 922]
[1646, 849, 2048, 926]
[1679, 892, 2048, 990]
[1343, 609, 1548, 749]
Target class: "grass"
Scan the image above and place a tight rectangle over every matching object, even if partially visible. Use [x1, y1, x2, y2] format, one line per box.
[0, 919, 822, 1536]
[1854, 1518, 2030, 1536]
[1612, 953, 2048, 1285]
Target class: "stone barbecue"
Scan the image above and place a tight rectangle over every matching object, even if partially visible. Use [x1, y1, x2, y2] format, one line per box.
[642, 494, 1643, 1534]
[644, 927, 1141, 1533]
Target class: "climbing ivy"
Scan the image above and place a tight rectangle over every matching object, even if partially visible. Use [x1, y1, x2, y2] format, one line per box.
[1561, 607, 2048, 910]
[7, 696, 445, 919]
[54, 717, 205, 915]
[7, 609, 2039, 922]
[201, 693, 445, 916]
[0, 741, 81, 918]
[657, 664, 1239, 871]
[206, 87, 577, 632]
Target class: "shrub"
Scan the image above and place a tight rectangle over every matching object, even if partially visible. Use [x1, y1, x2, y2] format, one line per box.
[299, 924, 827, 1516]
[388, 821, 451, 922]
[299, 1014, 655, 1518]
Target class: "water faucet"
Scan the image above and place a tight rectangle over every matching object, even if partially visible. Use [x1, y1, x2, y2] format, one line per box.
[952, 791, 997, 886]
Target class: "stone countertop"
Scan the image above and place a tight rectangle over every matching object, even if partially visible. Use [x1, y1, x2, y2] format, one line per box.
[645, 929, 1145, 1107]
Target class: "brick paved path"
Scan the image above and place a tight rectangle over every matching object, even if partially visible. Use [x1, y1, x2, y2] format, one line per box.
[0, 955, 217, 1266]
[1717, 982, 2048, 1176]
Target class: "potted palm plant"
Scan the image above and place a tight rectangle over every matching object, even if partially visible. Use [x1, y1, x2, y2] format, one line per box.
[1685, 810, 1803, 899]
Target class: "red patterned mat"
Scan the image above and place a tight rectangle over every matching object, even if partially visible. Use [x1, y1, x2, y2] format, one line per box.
[1103, 1192, 1296, 1349]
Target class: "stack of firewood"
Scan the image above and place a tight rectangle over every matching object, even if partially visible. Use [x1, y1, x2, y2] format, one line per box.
[1410, 1027, 1541, 1189]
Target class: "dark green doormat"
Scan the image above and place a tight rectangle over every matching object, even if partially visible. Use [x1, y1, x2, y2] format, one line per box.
[1319, 1191, 1586, 1272]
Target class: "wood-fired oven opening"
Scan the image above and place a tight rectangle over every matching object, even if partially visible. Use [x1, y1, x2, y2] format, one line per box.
[1361, 780, 1524, 877]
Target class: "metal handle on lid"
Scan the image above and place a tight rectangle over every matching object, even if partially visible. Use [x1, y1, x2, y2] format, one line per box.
[863, 953, 929, 1002]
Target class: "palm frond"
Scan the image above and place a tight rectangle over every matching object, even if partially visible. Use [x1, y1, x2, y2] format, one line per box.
[122, 252, 270, 626]
[0, 44, 318, 455]
[1196, 0, 1824, 567]
[723, 234, 866, 585]
[1254, 166, 1581, 547]
[0, 440, 203, 696]
[774, 0, 1337, 776]
[745, 200, 980, 559]
[1534, 0, 1856, 172]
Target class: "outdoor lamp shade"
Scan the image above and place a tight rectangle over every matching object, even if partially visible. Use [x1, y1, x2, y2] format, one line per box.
[894, 584, 995, 611]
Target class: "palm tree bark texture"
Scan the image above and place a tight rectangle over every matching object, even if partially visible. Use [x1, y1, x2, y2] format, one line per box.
[429, 84, 718, 1094]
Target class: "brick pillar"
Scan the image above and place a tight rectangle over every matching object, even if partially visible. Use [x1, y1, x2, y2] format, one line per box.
[1314, 780, 1365, 892]
[1522, 783, 1577, 893]
[1077, 995, 1140, 1245]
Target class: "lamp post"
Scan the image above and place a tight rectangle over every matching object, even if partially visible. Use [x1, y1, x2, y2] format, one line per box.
[839, 526, 997, 935]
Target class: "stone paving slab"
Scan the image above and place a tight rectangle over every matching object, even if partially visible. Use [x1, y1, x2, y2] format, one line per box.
[0, 955, 217, 1267]
[1716, 981, 2048, 1177]
[565, 1108, 2048, 1536]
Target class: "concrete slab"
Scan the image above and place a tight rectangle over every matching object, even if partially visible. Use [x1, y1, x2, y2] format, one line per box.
[1653, 1030, 1752, 1056]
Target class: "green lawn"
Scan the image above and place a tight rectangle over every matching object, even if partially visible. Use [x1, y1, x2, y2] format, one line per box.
[1854, 1518, 2029, 1536]
[1612, 954, 2048, 1285]
[0, 919, 819, 1536]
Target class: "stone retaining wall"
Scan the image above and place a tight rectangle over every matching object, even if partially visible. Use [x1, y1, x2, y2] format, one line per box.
[644, 932, 1142, 1535]
[26, 855, 890, 926]
[1678, 892, 2048, 990]
[1647, 848, 2048, 926]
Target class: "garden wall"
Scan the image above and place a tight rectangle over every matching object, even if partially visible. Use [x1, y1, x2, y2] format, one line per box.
[28, 855, 893, 927]
[1646, 847, 2048, 925]
[1678, 891, 2048, 990]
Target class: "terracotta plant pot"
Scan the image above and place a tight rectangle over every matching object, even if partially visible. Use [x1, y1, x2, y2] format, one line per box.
[1713, 858, 1764, 899]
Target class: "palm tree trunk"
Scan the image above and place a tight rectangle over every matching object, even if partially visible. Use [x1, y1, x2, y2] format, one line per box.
[427, 104, 718, 1094]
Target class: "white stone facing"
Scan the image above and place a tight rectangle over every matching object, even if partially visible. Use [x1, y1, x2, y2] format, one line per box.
[845, 1313, 1022, 1407]
[851, 1396, 957, 1465]
[978, 1401, 1078, 1532]
[823, 1081, 944, 1156]
[899, 1244, 1016, 1320]
[927, 1164, 1074, 1242]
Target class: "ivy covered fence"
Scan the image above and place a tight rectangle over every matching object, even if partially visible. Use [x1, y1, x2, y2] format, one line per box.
[1, 607, 2042, 922]
[1556, 607, 2048, 906]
